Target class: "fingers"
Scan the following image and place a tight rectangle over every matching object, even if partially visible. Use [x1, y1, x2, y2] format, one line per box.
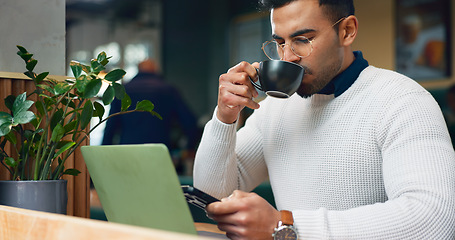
[228, 61, 258, 82]
[216, 62, 260, 124]
[206, 190, 279, 240]
[220, 73, 257, 99]
[206, 190, 249, 216]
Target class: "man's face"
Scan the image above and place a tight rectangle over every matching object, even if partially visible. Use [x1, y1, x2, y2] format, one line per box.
[270, 0, 345, 97]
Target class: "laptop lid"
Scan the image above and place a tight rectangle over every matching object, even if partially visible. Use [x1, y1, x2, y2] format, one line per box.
[81, 143, 197, 235]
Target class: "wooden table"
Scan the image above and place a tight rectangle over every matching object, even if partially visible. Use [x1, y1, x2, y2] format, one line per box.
[0, 205, 225, 240]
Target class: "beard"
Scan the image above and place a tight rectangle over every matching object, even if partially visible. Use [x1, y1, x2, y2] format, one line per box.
[296, 59, 343, 98]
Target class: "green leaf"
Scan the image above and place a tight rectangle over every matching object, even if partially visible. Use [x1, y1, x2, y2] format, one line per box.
[4, 95, 15, 111]
[65, 78, 75, 84]
[50, 123, 64, 143]
[12, 92, 27, 114]
[150, 111, 163, 120]
[12, 111, 36, 125]
[38, 84, 55, 95]
[54, 82, 72, 95]
[135, 100, 155, 112]
[100, 58, 110, 66]
[50, 109, 64, 130]
[24, 71, 35, 79]
[97, 52, 107, 65]
[56, 140, 72, 149]
[70, 61, 83, 78]
[91, 60, 105, 73]
[93, 101, 105, 121]
[81, 64, 91, 74]
[47, 78, 58, 85]
[39, 93, 53, 101]
[104, 69, 126, 82]
[102, 85, 115, 105]
[0, 122, 12, 137]
[60, 98, 76, 110]
[67, 92, 78, 99]
[5, 157, 17, 167]
[121, 94, 131, 111]
[63, 120, 78, 133]
[17, 45, 27, 54]
[32, 129, 43, 143]
[34, 101, 45, 116]
[26, 59, 38, 71]
[113, 82, 125, 100]
[12, 92, 35, 118]
[18, 53, 33, 62]
[53, 141, 76, 158]
[80, 100, 93, 129]
[0, 112, 13, 125]
[30, 118, 40, 129]
[5, 131, 17, 145]
[17, 100, 34, 114]
[23, 129, 34, 140]
[35, 72, 49, 84]
[75, 75, 89, 93]
[62, 168, 81, 176]
[83, 78, 102, 99]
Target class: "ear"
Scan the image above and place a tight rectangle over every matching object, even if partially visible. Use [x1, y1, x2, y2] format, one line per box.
[339, 15, 358, 46]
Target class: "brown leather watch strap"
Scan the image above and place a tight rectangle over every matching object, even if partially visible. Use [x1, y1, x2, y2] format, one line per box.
[280, 210, 294, 225]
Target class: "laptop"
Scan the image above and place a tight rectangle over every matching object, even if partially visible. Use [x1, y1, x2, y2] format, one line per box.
[81, 143, 226, 238]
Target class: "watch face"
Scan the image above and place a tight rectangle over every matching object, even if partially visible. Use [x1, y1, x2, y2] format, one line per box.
[274, 226, 298, 240]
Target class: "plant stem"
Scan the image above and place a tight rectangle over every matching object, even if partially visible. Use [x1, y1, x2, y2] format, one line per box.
[0, 159, 14, 176]
[52, 109, 138, 179]
[33, 84, 74, 180]
[33, 85, 50, 180]
[19, 126, 29, 180]
[21, 131, 37, 180]
[39, 142, 57, 180]
[33, 128, 48, 180]
[67, 100, 84, 125]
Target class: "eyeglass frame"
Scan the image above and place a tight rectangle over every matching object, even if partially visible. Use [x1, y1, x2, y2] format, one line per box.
[261, 17, 347, 60]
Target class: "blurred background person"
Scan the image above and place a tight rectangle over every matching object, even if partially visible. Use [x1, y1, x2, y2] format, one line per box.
[102, 59, 200, 175]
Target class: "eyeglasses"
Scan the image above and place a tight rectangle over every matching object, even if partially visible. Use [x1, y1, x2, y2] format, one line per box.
[261, 17, 346, 60]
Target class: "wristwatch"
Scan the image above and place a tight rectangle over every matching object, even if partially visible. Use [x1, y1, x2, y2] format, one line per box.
[272, 210, 299, 240]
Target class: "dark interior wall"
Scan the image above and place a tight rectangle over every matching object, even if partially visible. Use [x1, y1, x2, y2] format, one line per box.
[162, 0, 212, 119]
[230, 0, 260, 16]
[162, 0, 259, 120]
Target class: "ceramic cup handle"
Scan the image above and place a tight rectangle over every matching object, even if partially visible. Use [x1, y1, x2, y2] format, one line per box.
[249, 68, 263, 91]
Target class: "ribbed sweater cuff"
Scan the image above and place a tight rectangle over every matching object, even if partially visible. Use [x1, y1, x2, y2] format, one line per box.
[209, 107, 238, 143]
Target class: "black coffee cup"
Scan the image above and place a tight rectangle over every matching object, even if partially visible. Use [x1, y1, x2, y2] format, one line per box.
[250, 60, 304, 98]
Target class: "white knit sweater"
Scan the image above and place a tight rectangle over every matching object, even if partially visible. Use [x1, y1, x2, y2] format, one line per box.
[194, 66, 455, 239]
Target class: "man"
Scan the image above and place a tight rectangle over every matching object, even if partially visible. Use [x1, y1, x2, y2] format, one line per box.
[193, 0, 455, 239]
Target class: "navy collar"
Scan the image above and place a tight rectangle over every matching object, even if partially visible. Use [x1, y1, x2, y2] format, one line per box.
[317, 51, 369, 97]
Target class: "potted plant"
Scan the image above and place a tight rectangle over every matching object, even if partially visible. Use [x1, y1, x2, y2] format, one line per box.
[0, 45, 161, 213]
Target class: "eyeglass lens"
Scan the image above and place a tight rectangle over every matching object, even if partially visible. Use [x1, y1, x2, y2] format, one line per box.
[262, 36, 312, 60]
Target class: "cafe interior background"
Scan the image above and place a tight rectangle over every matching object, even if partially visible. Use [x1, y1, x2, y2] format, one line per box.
[1, 0, 454, 174]
[0, 0, 454, 224]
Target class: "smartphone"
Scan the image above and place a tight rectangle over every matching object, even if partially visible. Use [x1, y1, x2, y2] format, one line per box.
[181, 185, 220, 210]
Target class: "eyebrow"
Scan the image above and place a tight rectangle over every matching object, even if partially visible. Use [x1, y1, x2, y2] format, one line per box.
[272, 28, 316, 40]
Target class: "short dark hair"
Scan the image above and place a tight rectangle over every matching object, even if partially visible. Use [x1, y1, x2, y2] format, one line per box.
[258, 0, 355, 23]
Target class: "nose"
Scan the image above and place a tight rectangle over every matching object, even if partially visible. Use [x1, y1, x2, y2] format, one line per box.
[281, 44, 301, 62]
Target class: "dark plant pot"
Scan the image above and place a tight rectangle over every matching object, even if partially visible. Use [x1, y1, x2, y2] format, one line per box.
[0, 180, 67, 214]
